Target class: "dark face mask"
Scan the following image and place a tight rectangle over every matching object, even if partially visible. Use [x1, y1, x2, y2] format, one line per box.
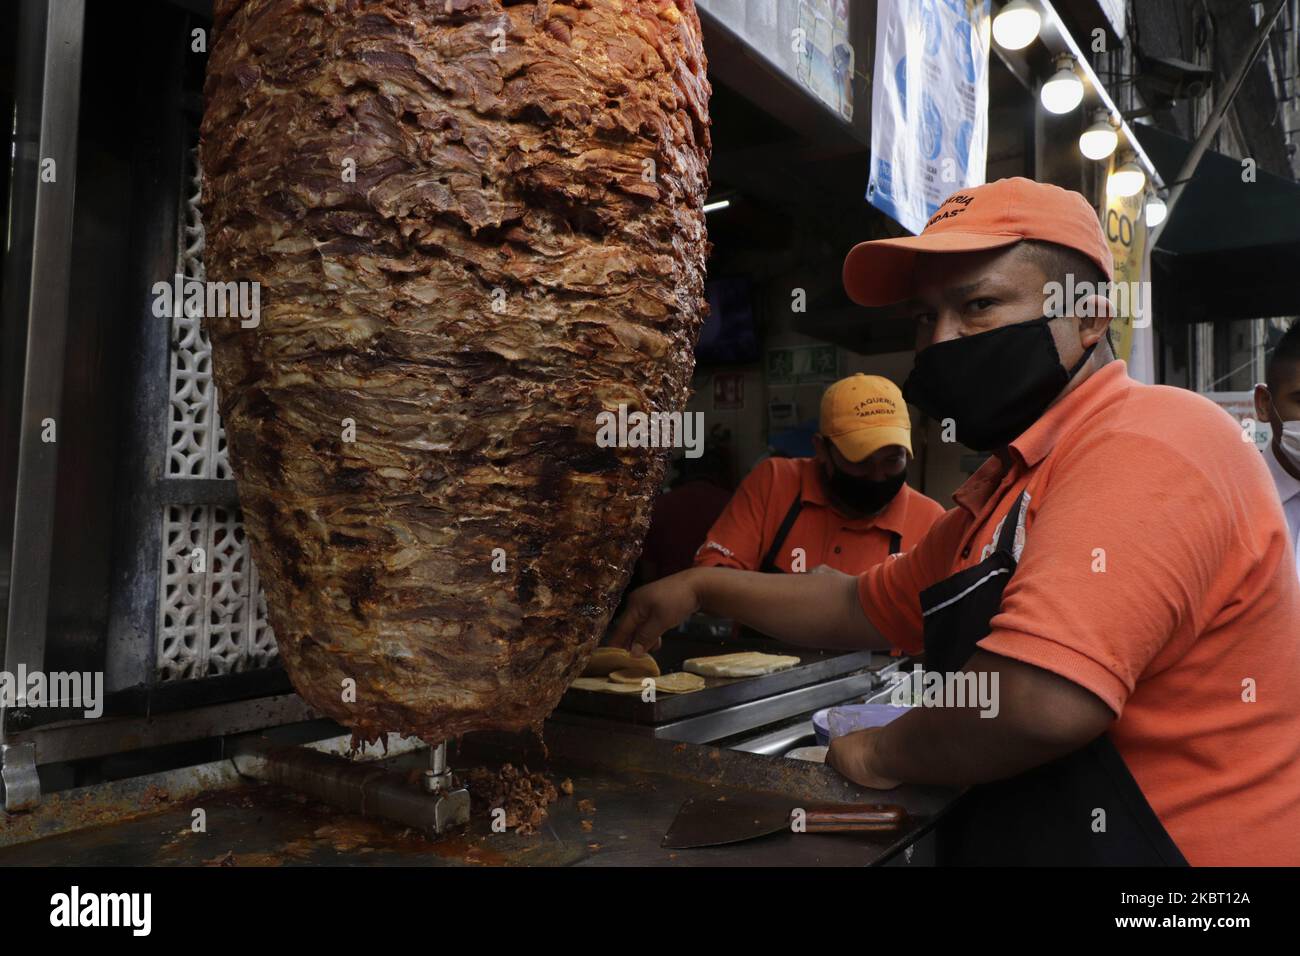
[902, 315, 1097, 451]
[824, 464, 907, 515]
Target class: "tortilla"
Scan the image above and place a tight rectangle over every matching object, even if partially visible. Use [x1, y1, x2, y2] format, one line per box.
[682, 652, 801, 678]
[569, 677, 646, 695]
[607, 670, 655, 685]
[582, 647, 660, 678]
[645, 672, 706, 694]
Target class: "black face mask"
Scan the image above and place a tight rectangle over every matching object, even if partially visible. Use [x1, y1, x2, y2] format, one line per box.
[825, 465, 907, 515]
[902, 315, 1097, 451]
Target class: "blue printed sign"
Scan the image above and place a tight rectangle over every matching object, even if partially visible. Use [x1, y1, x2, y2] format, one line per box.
[867, 0, 991, 234]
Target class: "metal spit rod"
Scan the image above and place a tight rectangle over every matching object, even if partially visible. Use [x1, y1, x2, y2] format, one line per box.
[230, 736, 470, 835]
[423, 740, 454, 794]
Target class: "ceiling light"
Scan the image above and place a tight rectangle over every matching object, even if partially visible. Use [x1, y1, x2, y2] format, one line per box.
[1145, 194, 1168, 227]
[703, 199, 731, 214]
[1041, 54, 1084, 114]
[1079, 110, 1119, 160]
[992, 0, 1041, 51]
[1108, 157, 1146, 198]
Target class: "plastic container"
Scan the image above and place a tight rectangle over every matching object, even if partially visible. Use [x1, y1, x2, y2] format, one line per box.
[813, 703, 913, 746]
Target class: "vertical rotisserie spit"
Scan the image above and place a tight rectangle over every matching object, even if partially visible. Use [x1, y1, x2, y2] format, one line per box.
[200, 0, 711, 742]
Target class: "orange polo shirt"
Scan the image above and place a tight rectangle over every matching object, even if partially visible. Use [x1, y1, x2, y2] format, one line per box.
[859, 360, 1300, 866]
[694, 457, 945, 574]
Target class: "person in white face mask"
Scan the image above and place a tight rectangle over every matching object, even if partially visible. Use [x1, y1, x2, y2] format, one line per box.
[1254, 320, 1300, 581]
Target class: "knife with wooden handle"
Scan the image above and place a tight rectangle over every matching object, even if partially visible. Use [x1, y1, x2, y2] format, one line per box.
[801, 803, 907, 833]
[662, 795, 908, 848]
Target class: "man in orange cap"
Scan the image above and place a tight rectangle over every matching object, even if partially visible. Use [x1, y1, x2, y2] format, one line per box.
[694, 374, 944, 576]
[611, 177, 1300, 866]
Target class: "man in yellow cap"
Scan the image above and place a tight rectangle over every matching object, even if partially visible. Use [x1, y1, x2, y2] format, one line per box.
[694, 374, 944, 576]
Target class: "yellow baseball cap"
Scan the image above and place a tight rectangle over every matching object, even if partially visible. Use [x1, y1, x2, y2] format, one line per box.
[819, 375, 912, 463]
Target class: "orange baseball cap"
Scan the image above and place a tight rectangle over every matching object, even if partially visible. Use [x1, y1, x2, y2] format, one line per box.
[819, 374, 912, 463]
[843, 177, 1115, 307]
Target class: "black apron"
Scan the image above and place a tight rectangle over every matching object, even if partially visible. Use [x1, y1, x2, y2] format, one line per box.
[921, 491, 1187, 866]
[758, 498, 901, 573]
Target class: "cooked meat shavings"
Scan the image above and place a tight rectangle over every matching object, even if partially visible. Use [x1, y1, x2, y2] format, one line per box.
[463, 763, 559, 836]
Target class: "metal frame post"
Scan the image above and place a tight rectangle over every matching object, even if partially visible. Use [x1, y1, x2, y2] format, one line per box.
[0, 0, 86, 810]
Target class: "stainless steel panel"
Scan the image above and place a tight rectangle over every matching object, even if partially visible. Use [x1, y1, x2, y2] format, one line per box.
[1, 0, 86, 731]
[551, 670, 877, 743]
[7, 693, 316, 767]
[557, 636, 882, 725]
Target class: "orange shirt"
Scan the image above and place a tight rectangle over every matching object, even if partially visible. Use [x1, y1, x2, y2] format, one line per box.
[695, 457, 945, 574]
[859, 361, 1300, 866]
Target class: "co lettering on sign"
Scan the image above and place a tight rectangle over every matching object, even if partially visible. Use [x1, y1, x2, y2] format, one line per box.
[1105, 208, 1134, 249]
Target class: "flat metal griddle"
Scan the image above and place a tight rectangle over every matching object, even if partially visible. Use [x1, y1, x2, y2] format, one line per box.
[0, 722, 958, 868]
[439, 721, 957, 866]
[556, 636, 885, 727]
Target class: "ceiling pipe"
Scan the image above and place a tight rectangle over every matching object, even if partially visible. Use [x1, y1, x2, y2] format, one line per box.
[1156, 0, 1290, 239]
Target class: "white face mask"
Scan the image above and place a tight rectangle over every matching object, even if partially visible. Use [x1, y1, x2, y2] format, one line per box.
[1267, 393, 1300, 468]
[1280, 420, 1300, 469]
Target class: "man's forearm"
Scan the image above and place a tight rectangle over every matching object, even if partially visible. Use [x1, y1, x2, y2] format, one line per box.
[691, 566, 888, 650]
[871, 651, 1115, 785]
[872, 704, 1050, 785]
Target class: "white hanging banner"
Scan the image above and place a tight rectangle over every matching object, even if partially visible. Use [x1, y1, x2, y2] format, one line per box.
[867, 0, 991, 234]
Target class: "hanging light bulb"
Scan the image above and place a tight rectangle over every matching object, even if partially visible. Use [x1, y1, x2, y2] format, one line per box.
[993, 0, 1041, 50]
[1145, 193, 1168, 227]
[1108, 156, 1146, 198]
[1041, 54, 1084, 114]
[1079, 109, 1119, 160]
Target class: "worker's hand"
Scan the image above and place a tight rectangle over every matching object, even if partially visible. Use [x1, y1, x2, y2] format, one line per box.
[827, 726, 902, 790]
[608, 569, 704, 657]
